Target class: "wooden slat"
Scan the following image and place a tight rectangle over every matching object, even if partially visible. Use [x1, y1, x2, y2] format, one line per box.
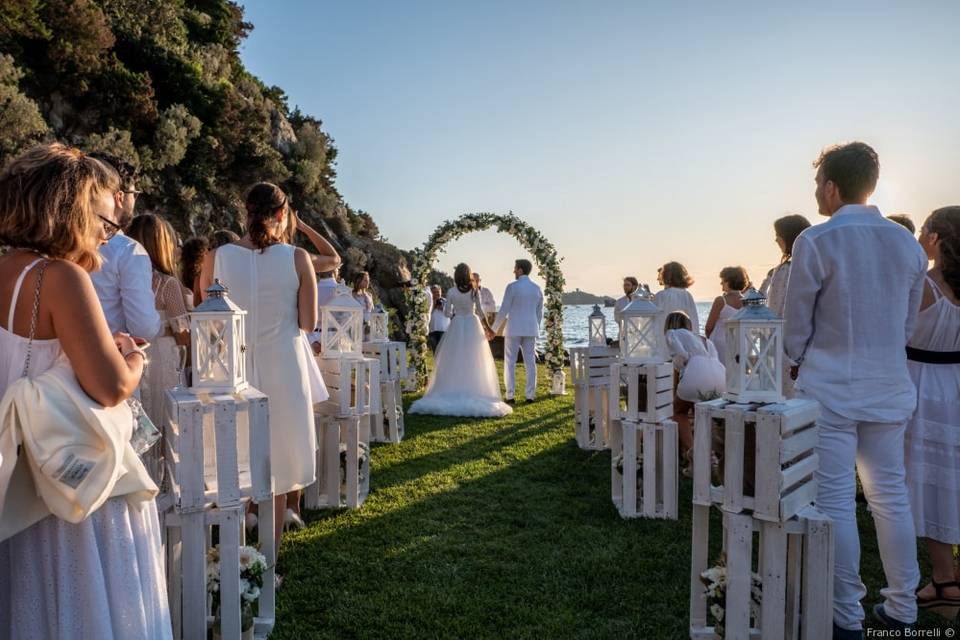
[609, 419, 623, 509]
[689, 504, 711, 628]
[760, 520, 788, 640]
[692, 401, 716, 505]
[724, 512, 754, 639]
[722, 406, 746, 513]
[780, 424, 817, 464]
[660, 420, 678, 519]
[768, 399, 820, 434]
[180, 511, 207, 640]
[799, 508, 834, 640]
[784, 532, 803, 640]
[622, 423, 638, 517]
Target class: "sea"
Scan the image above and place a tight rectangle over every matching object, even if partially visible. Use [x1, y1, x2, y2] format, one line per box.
[539, 303, 713, 350]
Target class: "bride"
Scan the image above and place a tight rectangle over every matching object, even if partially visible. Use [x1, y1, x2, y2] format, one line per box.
[409, 263, 513, 417]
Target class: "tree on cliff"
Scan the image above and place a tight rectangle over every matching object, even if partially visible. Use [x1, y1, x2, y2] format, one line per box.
[0, 0, 421, 329]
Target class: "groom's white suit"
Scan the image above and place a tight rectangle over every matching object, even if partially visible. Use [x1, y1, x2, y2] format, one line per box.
[493, 274, 544, 400]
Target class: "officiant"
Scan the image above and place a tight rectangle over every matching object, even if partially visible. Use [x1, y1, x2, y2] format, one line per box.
[473, 272, 497, 325]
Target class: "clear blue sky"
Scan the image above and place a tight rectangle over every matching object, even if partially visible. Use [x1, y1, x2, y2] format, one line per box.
[239, 1, 960, 300]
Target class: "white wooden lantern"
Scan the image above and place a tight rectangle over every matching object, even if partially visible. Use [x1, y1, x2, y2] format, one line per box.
[618, 286, 663, 364]
[588, 304, 607, 347]
[319, 284, 364, 359]
[724, 288, 784, 403]
[369, 303, 389, 343]
[190, 279, 248, 393]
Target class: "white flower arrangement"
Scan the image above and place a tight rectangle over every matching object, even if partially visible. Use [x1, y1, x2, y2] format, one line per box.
[406, 212, 566, 388]
[207, 544, 268, 633]
[699, 554, 762, 638]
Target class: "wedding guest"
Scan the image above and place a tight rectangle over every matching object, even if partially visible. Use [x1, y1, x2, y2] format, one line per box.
[179, 236, 208, 309]
[199, 182, 325, 553]
[904, 206, 960, 613]
[316, 267, 339, 308]
[0, 143, 171, 638]
[427, 285, 449, 352]
[211, 228, 240, 248]
[127, 214, 190, 430]
[613, 276, 639, 324]
[784, 142, 926, 635]
[655, 261, 700, 334]
[704, 266, 749, 364]
[87, 152, 162, 342]
[888, 214, 916, 235]
[352, 271, 375, 322]
[664, 311, 725, 459]
[473, 272, 497, 323]
[758, 214, 811, 398]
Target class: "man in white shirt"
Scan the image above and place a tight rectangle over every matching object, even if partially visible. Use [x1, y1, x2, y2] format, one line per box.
[492, 259, 544, 402]
[88, 153, 161, 341]
[784, 142, 926, 637]
[473, 272, 497, 323]
[613, 276, 639, 324]
[427, 285, 449, 352]
[316, 267, 339, 308]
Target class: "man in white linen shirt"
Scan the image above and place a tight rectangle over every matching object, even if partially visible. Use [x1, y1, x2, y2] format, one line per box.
[88, 153, 161, 341]
[316, 268, 339, 308]
[613, 276, 639, 324]
[784, 142, 926, 638]
[473, 272, 497, 322]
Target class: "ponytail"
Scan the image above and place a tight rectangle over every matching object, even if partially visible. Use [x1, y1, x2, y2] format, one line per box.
[245, 182, 287, 251]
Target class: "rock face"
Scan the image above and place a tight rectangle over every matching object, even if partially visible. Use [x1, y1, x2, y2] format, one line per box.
[562, 289, 616, 305]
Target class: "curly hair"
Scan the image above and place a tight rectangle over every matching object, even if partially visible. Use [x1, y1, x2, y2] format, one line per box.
[245, 182, 288, 251]
[719, 266, 750, 292]
[813, 142, 880, 203]
[659, 261, 694, 288]
[924, 206, 960, 298]
[0, 143, 118, 272]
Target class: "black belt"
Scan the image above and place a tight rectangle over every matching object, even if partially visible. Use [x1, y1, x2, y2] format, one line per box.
[906, 346, 960, 365]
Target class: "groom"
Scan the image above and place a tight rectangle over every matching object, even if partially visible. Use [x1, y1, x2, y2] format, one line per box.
[492, 259, 544, 403]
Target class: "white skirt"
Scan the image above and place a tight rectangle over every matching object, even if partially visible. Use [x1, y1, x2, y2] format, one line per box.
[0, 497, 172, 639]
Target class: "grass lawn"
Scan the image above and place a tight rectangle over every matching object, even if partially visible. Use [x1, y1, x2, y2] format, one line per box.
[272, 362, 953, 639]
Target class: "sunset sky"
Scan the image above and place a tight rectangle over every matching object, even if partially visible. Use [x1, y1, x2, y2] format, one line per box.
[239, 1, 958, 300]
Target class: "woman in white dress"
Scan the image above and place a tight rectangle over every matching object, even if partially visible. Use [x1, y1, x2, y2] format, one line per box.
[410, 263, 512, 418]
[200, 182, 338, 548]
[758, 215, 811, 398]
[0, 143, 171, 639]
[704, 266, 750, 365]
[654, 261, 700, 334]
[905, 206, 960, 611]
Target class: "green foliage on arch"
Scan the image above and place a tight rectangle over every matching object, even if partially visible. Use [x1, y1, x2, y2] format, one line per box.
[404, 212, 565, 388]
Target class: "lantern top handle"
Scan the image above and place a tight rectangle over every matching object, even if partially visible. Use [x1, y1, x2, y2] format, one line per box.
[589, 304, 605, 318]
[193, 278, 245, 313]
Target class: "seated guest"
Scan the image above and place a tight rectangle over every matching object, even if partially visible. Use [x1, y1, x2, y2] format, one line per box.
[613, 276, 639, 324]
[664, 311, 725, 459]
[127, 214, 191, 431]
[654, 261, 700, 335]
[427, 285, 449, 352]
[705, 266, 749, 364]
[0, 143, 170, 638]
[888, 214, 916, 235]
[179, 236, 209, 308]
[474, 272, 497, 324]
[905, 206, 960, 613]
[758, 214, 811, 398]
[87, 152, 162, 342]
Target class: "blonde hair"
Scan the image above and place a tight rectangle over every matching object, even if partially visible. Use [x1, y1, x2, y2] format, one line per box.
[0, 142, 118, 271]
[128, 213, 178, 277]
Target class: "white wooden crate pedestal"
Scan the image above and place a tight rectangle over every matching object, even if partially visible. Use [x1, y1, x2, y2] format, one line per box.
[162, 388, 275, 640]
[688, 504, 834, 640]
[570, 345, 618, 450]
[692, 398, 820, 523]
[362, 341, 406, 443]
[608, 361, 674, 424]
[609, 419, 678, 519]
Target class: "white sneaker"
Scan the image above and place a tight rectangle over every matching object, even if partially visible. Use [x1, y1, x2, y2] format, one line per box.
[283, 508, 305, 531]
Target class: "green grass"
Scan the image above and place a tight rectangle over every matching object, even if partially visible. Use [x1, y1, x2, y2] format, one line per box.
[272, 362, 953, 639]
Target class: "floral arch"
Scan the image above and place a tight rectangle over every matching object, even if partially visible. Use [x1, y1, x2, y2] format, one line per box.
[405, 212, 566, 390]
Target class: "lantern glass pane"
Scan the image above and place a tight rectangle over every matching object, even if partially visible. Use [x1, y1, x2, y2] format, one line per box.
[744, 326, 777, 391]
[725, 323, 739, 390]
[233, 315, 245, 379]
[589, 317, 605, 346]
[197, 318, 230, 384]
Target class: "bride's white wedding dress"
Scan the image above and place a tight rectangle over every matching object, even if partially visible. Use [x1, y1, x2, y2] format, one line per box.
[409, 287, 513, 417]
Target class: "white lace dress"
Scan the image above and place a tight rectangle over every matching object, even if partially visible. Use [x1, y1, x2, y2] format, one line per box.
[409, 288, 512, 417]
[904, 276, 960, 544]
[0, 259, 171, 639]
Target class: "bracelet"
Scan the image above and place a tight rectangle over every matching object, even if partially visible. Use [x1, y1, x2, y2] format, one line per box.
[123, 349, 149, 365]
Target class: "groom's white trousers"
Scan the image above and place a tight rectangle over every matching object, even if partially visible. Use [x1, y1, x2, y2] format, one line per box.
[503, 336, 537, 400]
[811, 404, 919, 630]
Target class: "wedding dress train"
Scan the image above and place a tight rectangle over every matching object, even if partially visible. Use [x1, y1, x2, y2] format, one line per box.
[409, 287, 512, 418]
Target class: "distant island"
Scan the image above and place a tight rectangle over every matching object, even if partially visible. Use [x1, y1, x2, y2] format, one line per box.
[562, 289, 617, 306]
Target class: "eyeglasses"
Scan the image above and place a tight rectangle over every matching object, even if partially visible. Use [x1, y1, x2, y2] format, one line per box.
[98, 214, 123, 240]
[121, 189, 143, 198]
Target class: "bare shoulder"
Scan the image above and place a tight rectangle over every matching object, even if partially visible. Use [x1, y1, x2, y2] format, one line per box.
[44, 259, 92, 289]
